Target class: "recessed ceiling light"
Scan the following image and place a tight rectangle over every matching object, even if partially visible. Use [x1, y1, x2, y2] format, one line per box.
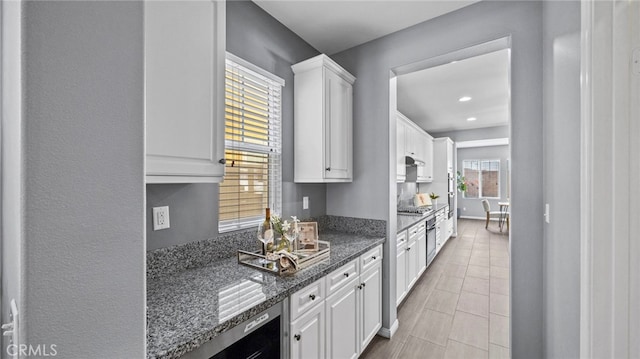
[467, 117, 477, 122]
[459, 96, 472, 102]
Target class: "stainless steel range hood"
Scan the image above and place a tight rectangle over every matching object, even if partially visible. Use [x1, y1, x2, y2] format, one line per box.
[405, 156, 425, 167]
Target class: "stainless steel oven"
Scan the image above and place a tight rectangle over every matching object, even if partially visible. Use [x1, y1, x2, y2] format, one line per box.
[426, 216, 436, 267]
[182, 299, 289, 359]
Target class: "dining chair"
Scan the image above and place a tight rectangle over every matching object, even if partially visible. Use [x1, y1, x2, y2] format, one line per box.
[481, 199, 505, 230]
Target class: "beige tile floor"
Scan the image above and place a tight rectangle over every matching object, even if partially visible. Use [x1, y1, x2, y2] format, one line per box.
[362, 219, 510, 359]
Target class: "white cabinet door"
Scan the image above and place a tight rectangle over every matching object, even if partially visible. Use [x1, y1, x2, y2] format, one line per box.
[417, 225, 427, 276]
[325, 279, 359, 359]
[446, 138, 454, 173]
[324, 69, 353, 180]
[396, 117, 406, 182]
[406, 237, 418, 289]
[360, 263, 382, 351]
[423, 133, 434, 182]
[145, 0, 225, 183]
[292, 55, 355, 183]
[396, 232, 408, 305]
[291, 302, 325, 359]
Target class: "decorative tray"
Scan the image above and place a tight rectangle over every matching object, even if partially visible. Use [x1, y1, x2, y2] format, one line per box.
[238, 240, 330, 276]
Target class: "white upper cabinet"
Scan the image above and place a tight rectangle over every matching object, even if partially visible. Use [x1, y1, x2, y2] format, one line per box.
[145, 0, 226, 183]
[397, 111, 434, 183]
[396, 117, 407, 182]
[417, 132, 434, 182]
[292, 54, 355, 183]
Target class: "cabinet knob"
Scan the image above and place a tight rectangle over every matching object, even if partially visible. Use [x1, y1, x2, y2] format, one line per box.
[372, 256, 377, 260]
[309, 294, 316, 300]
[218, 158, 227, 165]
[325, 167, 331, 171]
[294, 334, 301, 341]
[357, 284, 363, 290]
[406, 247, 411, 251]
[362, 282, 366, 288]
[343, 273, 349, 278]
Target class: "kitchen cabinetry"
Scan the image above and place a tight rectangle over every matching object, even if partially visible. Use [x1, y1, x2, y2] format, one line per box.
[396, 231, 407, 305]
[435, 207, 450, 254]
[396, 221, 425, 306]
[396, 112, 433, 183]
[396, 118, 407, 182]
[292, 54, 355, 183]
[145, 0, 226, 183]
[291, 301, 325, 359]
[291, 245, 382, 358]
[418, 133, 434, 182]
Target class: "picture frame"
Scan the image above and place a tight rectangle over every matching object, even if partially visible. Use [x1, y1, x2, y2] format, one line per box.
[296, 222, 319, 252]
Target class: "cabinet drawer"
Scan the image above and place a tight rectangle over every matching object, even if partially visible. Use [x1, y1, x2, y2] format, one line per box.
[360, 245, 383, 273]
[326, 259, 359, 297]
[291, 278, 326, 321]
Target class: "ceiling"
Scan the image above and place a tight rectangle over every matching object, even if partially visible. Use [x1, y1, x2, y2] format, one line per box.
[252, 0, 478, 55]
[397, 48, 510, 133]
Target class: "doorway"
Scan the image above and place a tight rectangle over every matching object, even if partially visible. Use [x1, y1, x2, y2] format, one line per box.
[378, 37, 512, 358]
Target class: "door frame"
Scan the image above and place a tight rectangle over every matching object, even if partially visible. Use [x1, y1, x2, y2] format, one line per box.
[580, 0, 640, 357]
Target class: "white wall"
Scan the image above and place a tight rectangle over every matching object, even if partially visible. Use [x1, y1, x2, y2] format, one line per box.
[22, 2, 145, 357]
[332, 1, 544, 356]
[542, 1, 581, 357]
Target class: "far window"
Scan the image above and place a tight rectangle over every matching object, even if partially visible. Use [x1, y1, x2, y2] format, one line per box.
[463, 160, 500, 199]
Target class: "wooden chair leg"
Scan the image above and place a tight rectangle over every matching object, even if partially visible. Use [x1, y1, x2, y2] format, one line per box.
[485, 213, 489, 229]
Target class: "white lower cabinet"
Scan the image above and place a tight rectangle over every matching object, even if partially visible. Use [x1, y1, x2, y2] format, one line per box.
[290, 301, 325, 359]
[326, 278, 359, 359]
[396, 221, 427, 307]
[360, 263, 382, 351]
[290, 244, 383, 359]
[396, 231, 408, 305]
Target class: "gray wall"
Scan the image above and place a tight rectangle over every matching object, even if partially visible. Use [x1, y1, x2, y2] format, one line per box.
[542, 1, 581, 357]
[146, 0, 323, 251]
[23, 2, 145, 357]
[456, 146, 510, 219]
[332, 1, 544, 356]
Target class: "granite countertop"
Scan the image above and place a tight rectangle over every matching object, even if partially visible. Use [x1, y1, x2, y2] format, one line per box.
[396, 203, 449, 232]
[147, 231, 385, 359]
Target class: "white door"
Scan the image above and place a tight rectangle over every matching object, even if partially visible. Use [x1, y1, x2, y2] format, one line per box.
[406, 237, 418, 289]
[396, 235, 407, 305]
[325, 281, 358, 359]
[2, 0, 24, 353]
[324, 69, 352, 180]
[360, 264, 382, 351]
[290, 303, 325, 359]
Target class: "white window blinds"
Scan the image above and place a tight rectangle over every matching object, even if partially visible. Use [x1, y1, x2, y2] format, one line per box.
[219, 54, 284, 233]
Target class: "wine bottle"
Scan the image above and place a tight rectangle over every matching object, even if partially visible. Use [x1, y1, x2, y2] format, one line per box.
[262, 208, 272, 253]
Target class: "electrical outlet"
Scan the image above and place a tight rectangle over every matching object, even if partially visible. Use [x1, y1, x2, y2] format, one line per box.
[303, 196, 309, 210]
[153, 206, 170, 230]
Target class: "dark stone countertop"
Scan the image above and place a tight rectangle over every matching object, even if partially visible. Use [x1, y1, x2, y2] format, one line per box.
[146, 231, 385, 359]
[396, 203, 449, 232]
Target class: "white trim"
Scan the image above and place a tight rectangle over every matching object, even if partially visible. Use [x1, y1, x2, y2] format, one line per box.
[456, 138, 509, 148]
[377, 319, 399, 339]
[580, 0, 640, 357]
[226, 52, 285, 86]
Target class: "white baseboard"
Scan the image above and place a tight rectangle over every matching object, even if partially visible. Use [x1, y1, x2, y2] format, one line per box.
[377, 319, 399, 338]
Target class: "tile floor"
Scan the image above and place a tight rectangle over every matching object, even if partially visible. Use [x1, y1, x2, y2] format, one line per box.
[361, 219, 510, 359]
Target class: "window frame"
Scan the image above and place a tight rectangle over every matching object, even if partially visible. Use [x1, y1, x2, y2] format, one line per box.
[218, 53, 285, 233]
[462, 159, 501, 199]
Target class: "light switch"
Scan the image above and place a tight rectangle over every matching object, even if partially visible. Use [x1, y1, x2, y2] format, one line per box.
[303, 196, 309, 210]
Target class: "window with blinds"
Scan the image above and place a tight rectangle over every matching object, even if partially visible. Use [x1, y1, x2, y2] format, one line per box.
[219, 54, 284, 233]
